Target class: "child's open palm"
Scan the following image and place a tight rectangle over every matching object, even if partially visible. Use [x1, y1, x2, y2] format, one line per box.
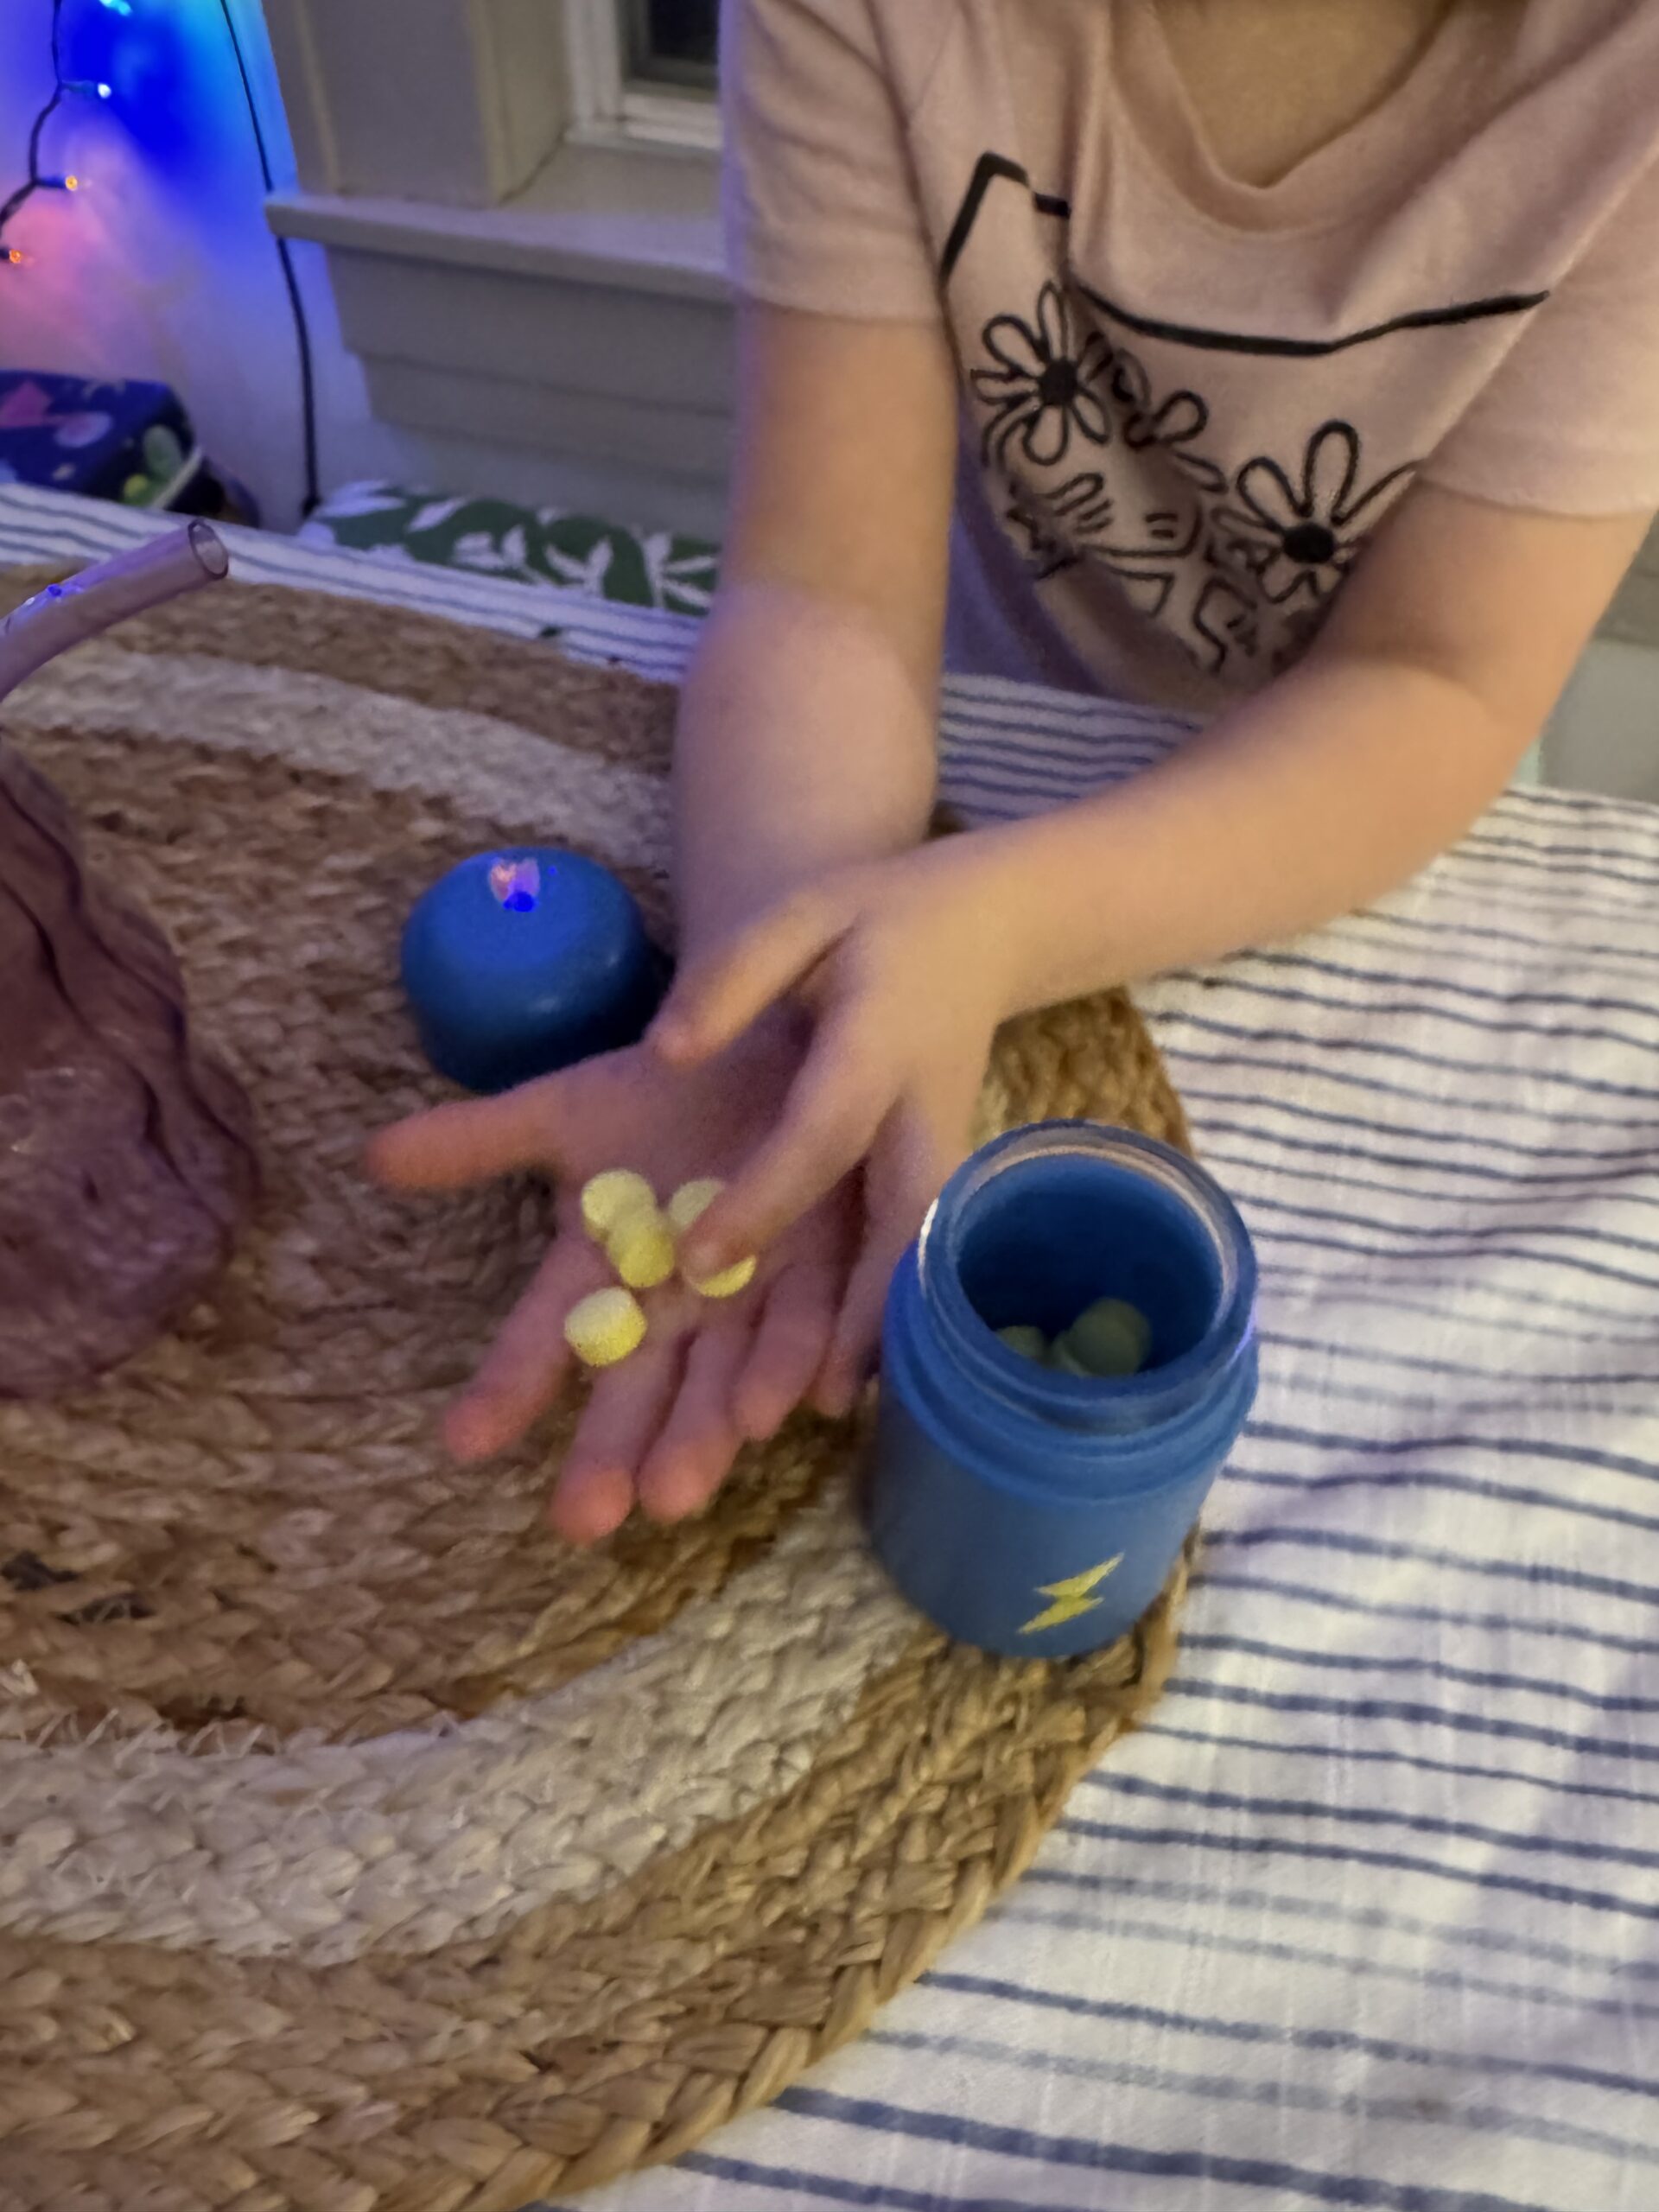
[369, 1010, 855, 1544]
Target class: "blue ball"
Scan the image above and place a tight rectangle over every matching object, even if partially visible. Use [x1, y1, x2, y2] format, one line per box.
[400, 848, 668, 1094]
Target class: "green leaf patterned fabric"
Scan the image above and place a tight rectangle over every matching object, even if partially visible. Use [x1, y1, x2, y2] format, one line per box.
[300, 484, 720, 617]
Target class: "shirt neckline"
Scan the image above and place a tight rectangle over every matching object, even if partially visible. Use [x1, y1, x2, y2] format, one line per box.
[1110, 0, 1499, 238]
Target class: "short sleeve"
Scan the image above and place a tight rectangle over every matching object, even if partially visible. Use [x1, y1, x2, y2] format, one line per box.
[1423, 152, 1659, 517]
[720, 0, 945, 321]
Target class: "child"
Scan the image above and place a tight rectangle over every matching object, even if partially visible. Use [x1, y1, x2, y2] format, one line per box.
[373, 0, 1659, 1543]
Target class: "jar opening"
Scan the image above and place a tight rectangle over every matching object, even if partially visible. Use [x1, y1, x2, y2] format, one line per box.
[957, 1154, 1223, 1372]
[916, 1122, 1255, 1436]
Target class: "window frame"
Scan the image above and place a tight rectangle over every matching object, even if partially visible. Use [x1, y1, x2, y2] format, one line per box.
[622, 0, 719, 88]
[563, 0, 721, 154]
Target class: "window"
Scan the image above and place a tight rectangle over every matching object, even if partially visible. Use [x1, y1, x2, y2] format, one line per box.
[626, 0, 718, 86]
[563, 0, 721, 151]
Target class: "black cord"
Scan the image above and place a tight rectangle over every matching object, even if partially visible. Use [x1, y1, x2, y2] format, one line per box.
[219, 0, 321, 517]
[0, 0, 69, 257]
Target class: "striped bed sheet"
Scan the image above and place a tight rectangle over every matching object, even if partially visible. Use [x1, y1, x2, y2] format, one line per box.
[3, 483, 1655, 2212]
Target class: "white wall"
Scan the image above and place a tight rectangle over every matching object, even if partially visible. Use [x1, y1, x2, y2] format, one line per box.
[1544, 640, 1659, 804]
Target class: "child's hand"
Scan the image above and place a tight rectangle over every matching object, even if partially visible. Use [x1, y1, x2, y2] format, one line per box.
[654, 836, 1019, 1400]
[369, 1011, 855, 1544]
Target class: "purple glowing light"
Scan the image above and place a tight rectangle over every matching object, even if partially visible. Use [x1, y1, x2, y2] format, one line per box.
[488, 857, 542, 913]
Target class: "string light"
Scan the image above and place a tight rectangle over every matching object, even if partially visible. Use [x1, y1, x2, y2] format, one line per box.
[0, 1, 110, 271]
[1, 0, 322, 517]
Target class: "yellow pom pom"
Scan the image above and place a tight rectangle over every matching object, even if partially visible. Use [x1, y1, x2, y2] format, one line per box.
[670, 1177, 753, 1296]
[995, 1325, 1049, 1363]
[684, 1254, 758, 1300]
[666, 1177, 724, 1234]
[607, 1208, 677, 1291]
[1054, 1297, 1151, 1379]
[580, 1169, 656, 1242]
[564, 1287, 647, 1369]
[1047, 1338, 1094, 1379]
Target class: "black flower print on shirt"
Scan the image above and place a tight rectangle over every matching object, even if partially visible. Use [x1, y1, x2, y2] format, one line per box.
[943, 148, 1548, 685]
[981, 297, 1230, 635]
[1106, 345, 1229, 495]
[1192, 575, 1261, 674]
[1006, 470, 1116, 579]
[970, 263, 1414, 677]
[973, 282, 1113, 468]
[1216, 420, 1416, 605]
[1006, 468, 1193, 617]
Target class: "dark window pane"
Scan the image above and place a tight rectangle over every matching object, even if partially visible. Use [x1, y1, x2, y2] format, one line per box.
[627, 0, 719, 84]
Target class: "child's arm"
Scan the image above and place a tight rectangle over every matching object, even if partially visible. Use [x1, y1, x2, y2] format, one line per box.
[672, 302, 957, 952]
[372, 300, 965, 1530]
[669, 486, 1654, 1282]
[962, 490, 1656, 1008]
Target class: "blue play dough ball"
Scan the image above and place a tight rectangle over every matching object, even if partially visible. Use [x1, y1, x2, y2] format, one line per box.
[400, 848, 669, 1094]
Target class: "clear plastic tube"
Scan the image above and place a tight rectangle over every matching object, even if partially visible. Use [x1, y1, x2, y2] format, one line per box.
[0, 522, 230, 707]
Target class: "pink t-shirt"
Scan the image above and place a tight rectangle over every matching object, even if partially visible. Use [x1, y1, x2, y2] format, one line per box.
[723, 0, 1659, 711]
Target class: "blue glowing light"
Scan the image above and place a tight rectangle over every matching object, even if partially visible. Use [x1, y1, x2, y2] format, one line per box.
[7, 0, 282, 276]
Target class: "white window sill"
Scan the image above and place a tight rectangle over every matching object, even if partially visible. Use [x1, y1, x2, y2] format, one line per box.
[266, 139, 727, 303]
[594, 85, 722, 155]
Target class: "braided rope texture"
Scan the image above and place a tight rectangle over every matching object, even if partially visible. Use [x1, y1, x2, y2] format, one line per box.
[0, 575, 1193, 2210]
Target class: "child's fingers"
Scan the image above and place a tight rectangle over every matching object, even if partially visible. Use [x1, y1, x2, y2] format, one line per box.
[367, 1078, 568, 1192]
[814, 1216, 912, 1417]
[653, 887, 845, 1065]
[637, 1323, 750, 1523]
[817, 1123, 949, 1415]
[733, 1257, 839, 1442]
[444, 1236, 604, 1463]
[683, 1010, 890, 1277]
[552, 1336, 683, 1546]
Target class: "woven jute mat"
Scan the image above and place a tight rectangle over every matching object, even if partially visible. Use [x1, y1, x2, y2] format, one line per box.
[0, 575, 1192, 2212]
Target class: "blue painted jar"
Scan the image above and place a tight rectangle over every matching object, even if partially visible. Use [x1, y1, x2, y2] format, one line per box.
[866, 1121, 1257, 1657]
[401, 848, 668, 1095]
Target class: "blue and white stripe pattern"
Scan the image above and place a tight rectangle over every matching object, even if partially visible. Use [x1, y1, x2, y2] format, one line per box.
[4, 486, 1655, 2212]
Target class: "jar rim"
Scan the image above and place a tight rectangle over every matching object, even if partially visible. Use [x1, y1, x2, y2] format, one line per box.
[916, 1120, 1256, 1436]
